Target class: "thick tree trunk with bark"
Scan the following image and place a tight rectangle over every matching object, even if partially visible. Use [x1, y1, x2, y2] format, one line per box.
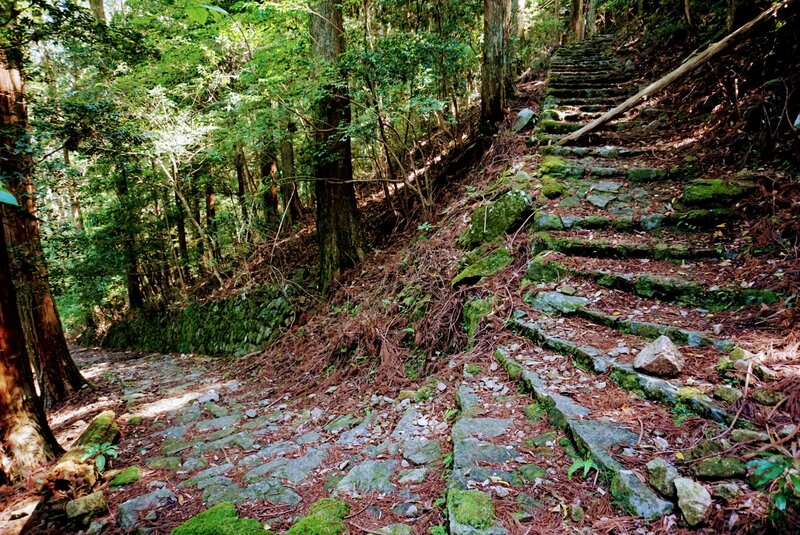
[0, 209, 62, 483]
[310, 0, 365, 294]
[570, 0, 585, 41]
[1, 52, 86, 408]
[480, 0, 512, 134]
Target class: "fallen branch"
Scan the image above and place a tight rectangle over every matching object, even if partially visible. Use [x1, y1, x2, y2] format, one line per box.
[555, 0, 793, 146]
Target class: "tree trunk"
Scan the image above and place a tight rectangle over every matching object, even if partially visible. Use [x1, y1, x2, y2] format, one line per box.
[1, 51, 86, 408]
[234, 143, 251, 242]
[89, 0, 106, 22]
[0, 209, 62, 483]
[114, 165, 144, 309]
[259, 151, 280, 226]
[310, 0, 365, 294]
[570, 0, 585, 41]
[205, 184, 220, 262]
[480, 0, 512, 134]
[727, 0, 756, 31]
[587, 0, 598, 36]
[279, 128, 303, 224]
[64, 149, 84, 230]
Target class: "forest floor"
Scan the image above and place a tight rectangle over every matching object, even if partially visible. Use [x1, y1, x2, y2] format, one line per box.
[3, 33, 800, 535]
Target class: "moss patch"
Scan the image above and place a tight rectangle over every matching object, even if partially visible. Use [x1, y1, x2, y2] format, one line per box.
[458, 190, 532, 249]
[463, 298, 494, 349]
[526, 253, 569, 283]
[287, 498, 350, 535]
[109, 466, 140, 487]
[452, 248, 513, 286]
[680, 179, 754, 208]
[171, 502, 264, 535]
[448, 490, 495, 530]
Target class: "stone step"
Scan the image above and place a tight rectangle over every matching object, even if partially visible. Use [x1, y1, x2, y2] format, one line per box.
[530, 260, 779, 310]
[531, 209, 733, 233]
[530, 230, 738, 261]
[494, 346, 674, 519]
[547, 87, 634, 99]
[539, 120, 587, 134]
[538, 154, 696, 183]
[545, 96, 624, 106]
[526, 290, 733, 351]
[540, 145, 649, 158]
[548, 81, 631, 90]
[508, 314, 730, 422]
[549, 73, 631, 83]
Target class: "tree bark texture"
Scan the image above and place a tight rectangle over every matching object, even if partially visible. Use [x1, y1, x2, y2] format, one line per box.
[279, 130, 303, 224]
[311, 0, 365, 294]
[570, 0, 585, 41]
[0, 209, 61, 483]
[114, 165, 144, 309]
[1, 52, 86, 408]
[480, 0, 512, 133]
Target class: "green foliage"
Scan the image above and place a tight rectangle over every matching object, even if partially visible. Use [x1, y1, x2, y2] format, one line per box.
[747, 451, 800, 518]
[567, 455, 599, 480]
[80, 441, 119, 473]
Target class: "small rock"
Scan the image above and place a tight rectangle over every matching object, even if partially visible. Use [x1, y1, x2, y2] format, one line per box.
[713, 385, 743, 404]
[694, 457, 747, 480]
[66, 491, 107, 520]
[646, 458, 679, 497]
[730, 429, 769, 443]
[437, 382, 447, 392]
[245, 409, 258, 419]
[492, 486, 509, 498]
[674, 478, 711, 527]
[9, 502, 36, 520]
[633, 335, 685, 377]
[86, 519, 108, 535]
[569, 503, 585, 523]
[392, 502, 418, 518]
[653, 437, 669, 451]
[512, 108, 535, 133]
[559, 284, 577, 296]
[751, 389, 784, 406]
[715, 483, 743, 501]
[198, 390, 220, 404]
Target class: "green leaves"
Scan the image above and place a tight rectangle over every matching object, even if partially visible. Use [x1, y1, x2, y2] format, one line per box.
[567, 456, 598, 480]
[80, 441, 120, 473]
[746, 451, 800, 518]
[0, 185, 19, 206]
[184, 2, 228, 25]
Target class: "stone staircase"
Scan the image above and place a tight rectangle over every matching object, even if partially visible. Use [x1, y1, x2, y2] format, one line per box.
[447, 34, 789, 531]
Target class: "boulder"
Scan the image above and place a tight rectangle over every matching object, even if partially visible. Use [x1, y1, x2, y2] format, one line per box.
[674, 478, 711, 527]
[66, 491, 107, 521]
[512, 108, 536, 133]
[633, 336, 684, 377]
[694, 457, 747, 480]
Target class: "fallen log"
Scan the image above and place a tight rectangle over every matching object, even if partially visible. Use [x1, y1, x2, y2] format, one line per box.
[45, 410, 120, 495]
[555, 1, 793, 146]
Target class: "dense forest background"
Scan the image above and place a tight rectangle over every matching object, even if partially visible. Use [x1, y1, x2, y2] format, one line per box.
[5, 0, 789, 340]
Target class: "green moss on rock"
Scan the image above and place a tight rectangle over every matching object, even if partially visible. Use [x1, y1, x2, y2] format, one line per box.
[526, 253, 569, 283]
[287, 498, 350, 535]
[448, 490, 495, 530]
[680, 179, 754, 208]
[109, 466, 141, 487]
[463, 299, 494, 349]
[171, 502, 265, 535]
[452, 248, 513, 286]
[458, 190, 532, 249]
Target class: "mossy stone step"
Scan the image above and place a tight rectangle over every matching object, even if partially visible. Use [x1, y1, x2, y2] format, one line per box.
[531, 209, 733, 233]
[591, 271, 778, 310]
[546, 87, 633, 99]
[495, 347, 674, 519]
[539, 119, 586, 134]
[678, 178, 756, 209]
[540, 145, 646, 158]
[530, 231, 729, 261]
[508, 316, 730, 422]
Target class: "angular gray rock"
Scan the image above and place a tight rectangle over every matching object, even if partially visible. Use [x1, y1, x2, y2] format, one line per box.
[337, 459, 398, 495]
[633, 335, 685, 377]
[66, 491, 107, 520]
[646, 458, 679, 497]
[674, 477, 711, 527]
[512, 108, 535, 133]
